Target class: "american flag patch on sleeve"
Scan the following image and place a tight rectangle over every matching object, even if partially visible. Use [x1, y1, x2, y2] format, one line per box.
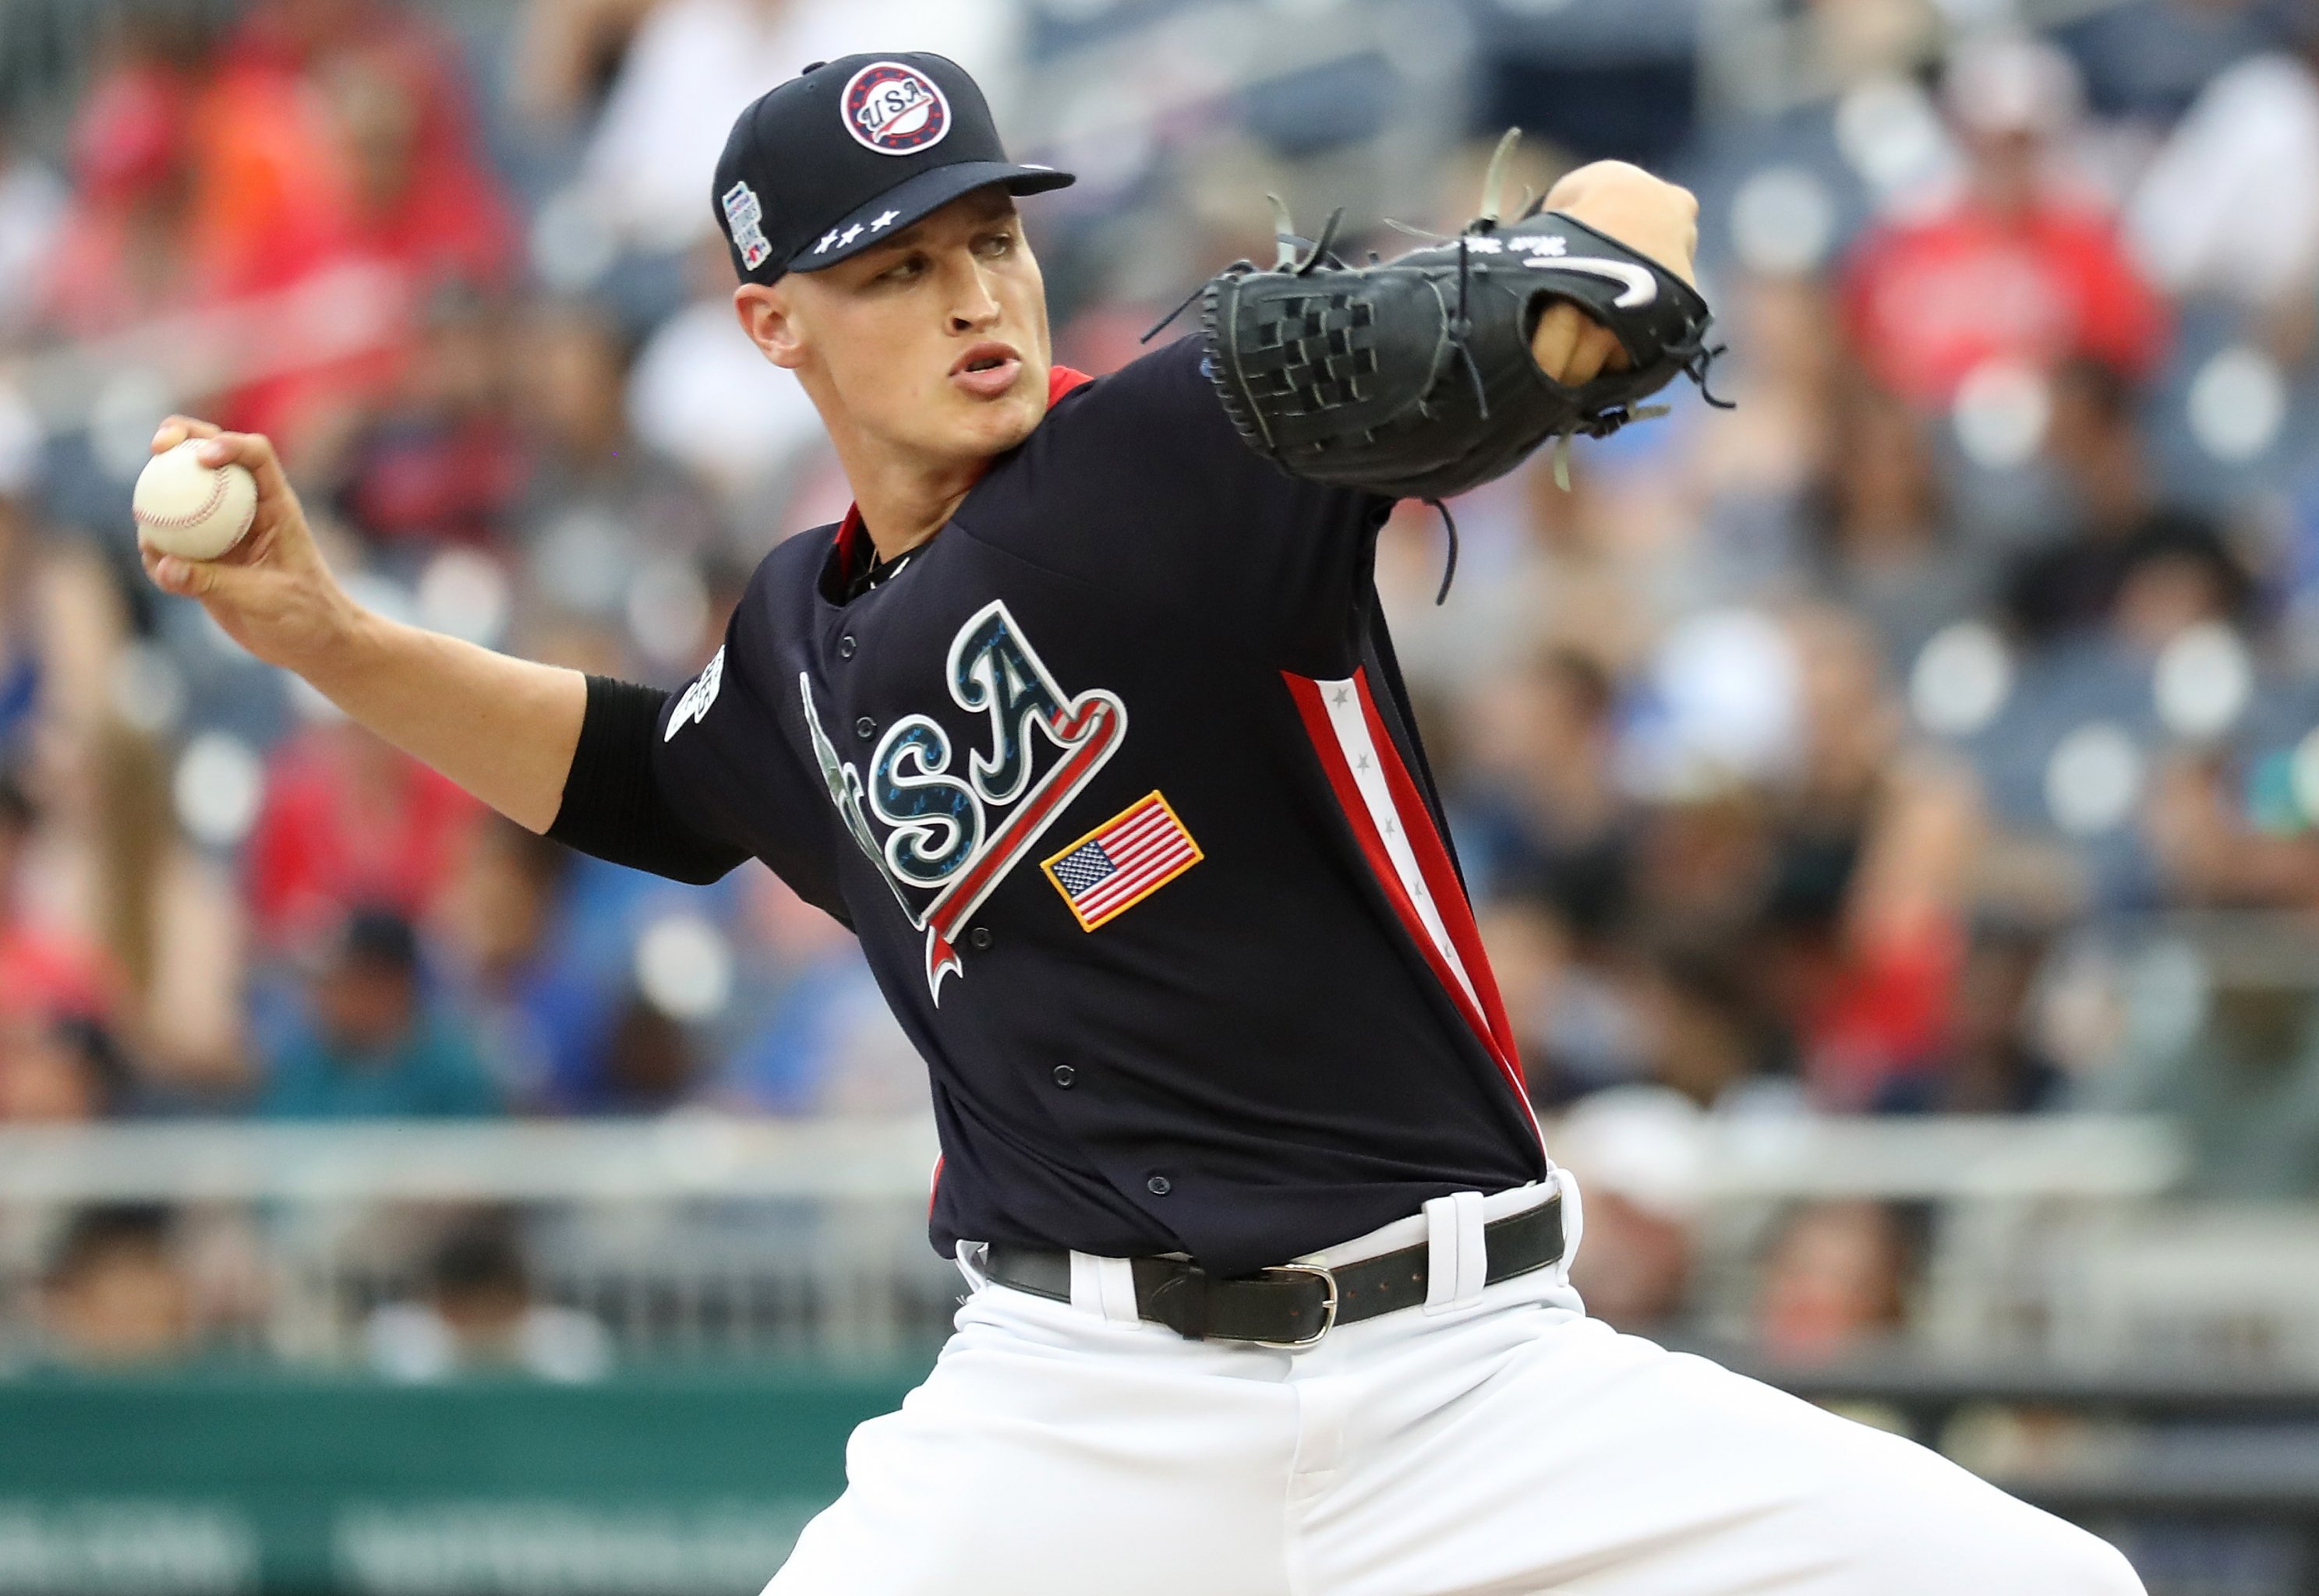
[1041, 791, 1203, 931]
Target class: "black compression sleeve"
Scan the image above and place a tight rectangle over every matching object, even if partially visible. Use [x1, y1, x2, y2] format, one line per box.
[546, 676, 749, 885]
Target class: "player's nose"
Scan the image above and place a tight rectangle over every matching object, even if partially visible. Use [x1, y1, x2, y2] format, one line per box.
[947, 260, 1005, 332]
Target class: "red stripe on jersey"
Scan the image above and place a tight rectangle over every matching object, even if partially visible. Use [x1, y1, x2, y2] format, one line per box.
[1348, 673, 1532, 1109]
[1283, 671, 1541, 1143]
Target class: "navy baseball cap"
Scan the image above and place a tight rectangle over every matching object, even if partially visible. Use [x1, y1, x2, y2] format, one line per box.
[712, 52, 1074, 284]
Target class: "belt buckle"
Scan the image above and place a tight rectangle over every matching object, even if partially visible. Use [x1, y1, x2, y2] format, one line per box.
[1251, 1262, 1338, 1349]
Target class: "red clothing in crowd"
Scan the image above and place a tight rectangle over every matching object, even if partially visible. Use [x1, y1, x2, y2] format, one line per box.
[196, 9, 517, 444]
[35, 63, 225, 337]
[1795, 918, 1963, 1112]
[200, 0, 514, 298]
[1840, 196, 2169, 408]
[0, 923, 115, 1026]
[244, 727, 483, 949]
[37, 2, 518, 452]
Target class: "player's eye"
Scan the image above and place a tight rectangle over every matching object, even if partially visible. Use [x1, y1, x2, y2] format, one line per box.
[878, 254, 928, 284]
[974, 229, 1016, 259]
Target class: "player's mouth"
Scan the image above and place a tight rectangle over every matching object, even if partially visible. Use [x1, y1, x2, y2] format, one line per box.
[949, 343, 1023, 400]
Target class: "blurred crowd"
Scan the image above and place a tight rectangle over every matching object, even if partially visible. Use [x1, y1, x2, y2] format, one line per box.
[8, 0, 2319, 1365]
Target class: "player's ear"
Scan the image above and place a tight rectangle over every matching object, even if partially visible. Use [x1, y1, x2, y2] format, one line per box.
[734, 282, 807, 370]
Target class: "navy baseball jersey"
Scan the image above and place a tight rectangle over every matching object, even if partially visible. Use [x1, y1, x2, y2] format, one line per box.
[652, 336, 1546, 1276]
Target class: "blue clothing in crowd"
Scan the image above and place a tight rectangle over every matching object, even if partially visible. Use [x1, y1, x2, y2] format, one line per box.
[262, 1012, 502, 1118]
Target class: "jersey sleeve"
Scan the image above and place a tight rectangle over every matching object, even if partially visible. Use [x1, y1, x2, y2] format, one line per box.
[642, 555, 854, 924]
[986, 336, 1393, 676]
[547, 675, 750, 885]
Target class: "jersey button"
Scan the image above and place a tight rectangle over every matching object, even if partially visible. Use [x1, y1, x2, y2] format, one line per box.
[1051, 1065, 1075, 1088]
[837, 634, 857, 659]
[854, 715, 876, 739]
[1146, 1175, 1172, 1196]
[969, 927, 994, 951]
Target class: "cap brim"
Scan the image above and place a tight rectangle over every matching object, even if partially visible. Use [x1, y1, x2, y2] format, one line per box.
[785, 160, 1075, 273]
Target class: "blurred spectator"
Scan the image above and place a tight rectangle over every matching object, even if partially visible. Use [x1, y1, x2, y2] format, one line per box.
[2003, 358, 2248, 649]
[2059, 0, 2282, 121]
[511, 0, 658, 131]
[1754, 1199, 1921, 1363]
[0, 124, 68, 338]
[0, 769, 117, 1033]
[245, 721, 483, 952]
[2142, 749, 2319, 909]
[1480, 893, 1647, 1106]
[2124, 11, 2319, 354]
[440, 816, 615, 1111]
[32, 24, 212, 337]
[38, 1205, 196, 1367]
[1801, 0, 1941, 90]
[262, 906, 499, 1118]
[1634, 937, 1800, 1114]
[599, 994, 702, 1111]
[200, 0, 515, 297]
[334, 285, 527, 552]
[0, 1015, 132, 1121]
[1567, 1185, 1693, 1334]
[1764, 612, 1976, 1111]
[0, 478, 48, 766]
[1939, 920, 2067, 1112]
[1800, 378, 1985, 673]
[1840, 34, 2167, 408]
[566, 0, 1023, 260]
[624, 238, 830, 514]
[1554, 1085, 1710, 1330]
[190, 0, 516, 452]
[713, 877, 924, 1116]
[364, 1209, 611, 1381]
[1455, 647, 1631, 929]
[511, 297, 726, 642]
[2078, 966, 2319, 1196]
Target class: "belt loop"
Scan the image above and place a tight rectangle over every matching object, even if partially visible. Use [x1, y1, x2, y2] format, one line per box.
[1422, 1192, 1488, 1313]
[955, 1239, 990, 1294]
[1552, 1165, 1585, 1280]
[1453, 1190, 1488, 1305]
[1069, 1252, 1141, 1323]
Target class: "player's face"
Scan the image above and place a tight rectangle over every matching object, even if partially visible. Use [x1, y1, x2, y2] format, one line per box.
[741, 189, 1052, 470]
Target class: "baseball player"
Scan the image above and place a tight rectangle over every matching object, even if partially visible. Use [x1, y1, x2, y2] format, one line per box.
[145, 53, 2142, 1596]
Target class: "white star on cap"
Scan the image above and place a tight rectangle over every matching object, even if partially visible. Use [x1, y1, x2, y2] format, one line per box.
[815, 229, 841, 253]
[840, 223, 864, 246]
[869, 210, 900, 232]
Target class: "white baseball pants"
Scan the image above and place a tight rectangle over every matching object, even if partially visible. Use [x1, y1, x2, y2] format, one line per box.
[765, 1177, 2144, 1595]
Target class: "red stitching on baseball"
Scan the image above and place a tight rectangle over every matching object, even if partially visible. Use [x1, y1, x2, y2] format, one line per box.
[136, 460, 228, 531]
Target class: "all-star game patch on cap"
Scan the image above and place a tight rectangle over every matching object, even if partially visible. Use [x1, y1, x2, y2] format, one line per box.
[712, 52, 1074, 284]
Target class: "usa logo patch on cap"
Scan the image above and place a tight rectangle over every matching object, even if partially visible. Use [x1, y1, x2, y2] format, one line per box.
[843, 61, 950, 155]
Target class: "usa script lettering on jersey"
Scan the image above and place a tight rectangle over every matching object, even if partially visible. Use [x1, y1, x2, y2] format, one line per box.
[799, 598, 1126, 998]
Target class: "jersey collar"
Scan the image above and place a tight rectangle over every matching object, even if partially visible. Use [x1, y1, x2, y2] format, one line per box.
[828, 363, 1094, 590]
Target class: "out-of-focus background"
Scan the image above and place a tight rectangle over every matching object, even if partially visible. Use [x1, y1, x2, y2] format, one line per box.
[1, 0, 2318, 1589]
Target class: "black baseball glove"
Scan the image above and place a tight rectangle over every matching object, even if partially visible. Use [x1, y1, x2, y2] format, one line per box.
[1199, 200, 1721, 506]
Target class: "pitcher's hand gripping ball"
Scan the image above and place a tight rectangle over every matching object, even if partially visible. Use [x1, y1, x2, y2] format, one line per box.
[134, 439, 257, 561]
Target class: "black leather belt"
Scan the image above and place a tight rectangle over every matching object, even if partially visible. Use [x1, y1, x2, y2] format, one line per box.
[982, 1192, 1562, 1348]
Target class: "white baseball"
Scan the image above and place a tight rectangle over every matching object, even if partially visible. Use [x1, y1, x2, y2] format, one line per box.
[133, 439, 257, 561]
